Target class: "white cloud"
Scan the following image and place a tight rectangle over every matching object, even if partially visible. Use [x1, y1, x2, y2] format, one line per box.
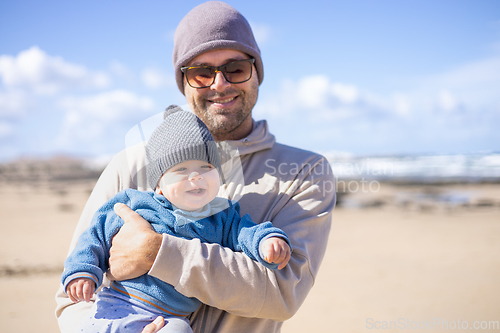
[0, 46, 111, 95]
[276, 75, 359, 111]
[392, 94, 411, 117]
[441, 57, 500, 86]
[56, 90, 156, 152]
[331, 83, 358, 104]
[0, 89, 31, 118]
[109, 60, 135, 83]
[257, 75, 376, 120]
[424, 56, 500, 107]
[255, 53, 500, 155]
[249, 21, 272, 45]
[59, 89, 154, 121]
[141, 68, 172, 89]
[0, 47, 178, 159]
[260, 54, 500, 124]
[297, 75, 330, 108]
[438, 90, 457, 112]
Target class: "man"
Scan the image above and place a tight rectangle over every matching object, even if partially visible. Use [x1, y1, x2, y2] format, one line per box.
[55, 2, 335, 333]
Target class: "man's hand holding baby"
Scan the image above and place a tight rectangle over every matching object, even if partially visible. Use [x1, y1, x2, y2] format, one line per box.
[66, 278, 95, 303]
[261, 237, 291, 270]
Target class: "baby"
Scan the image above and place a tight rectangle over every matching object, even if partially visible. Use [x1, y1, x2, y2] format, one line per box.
[61, 106, 291, 333]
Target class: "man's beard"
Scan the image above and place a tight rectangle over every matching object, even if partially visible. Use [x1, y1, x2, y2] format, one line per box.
[191, 81, 258, 138]
[198, 102, 251, 137]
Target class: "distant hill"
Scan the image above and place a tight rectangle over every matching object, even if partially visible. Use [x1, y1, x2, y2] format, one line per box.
[0, 156, 104, 184]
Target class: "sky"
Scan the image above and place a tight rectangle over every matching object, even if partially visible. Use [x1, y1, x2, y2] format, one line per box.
[1, 0, 499, 162]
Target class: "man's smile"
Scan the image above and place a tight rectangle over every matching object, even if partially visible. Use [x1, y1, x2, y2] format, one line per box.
[207, 96, 238, 107]
[209, 96, 235, 103]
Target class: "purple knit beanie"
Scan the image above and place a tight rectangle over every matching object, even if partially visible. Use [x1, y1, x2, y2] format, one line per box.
[173, 1, 264, 95]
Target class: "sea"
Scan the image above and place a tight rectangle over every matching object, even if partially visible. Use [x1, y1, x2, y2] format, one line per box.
[80, 151, 500, 184]
[323, 152, 500, 183]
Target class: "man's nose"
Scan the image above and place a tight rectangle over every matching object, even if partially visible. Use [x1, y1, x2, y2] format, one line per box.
[210, 71, 231, 91]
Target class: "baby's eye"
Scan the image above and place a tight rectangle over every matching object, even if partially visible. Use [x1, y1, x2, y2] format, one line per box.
[174, 167, 187, 172]
[201, 165, 213, 169]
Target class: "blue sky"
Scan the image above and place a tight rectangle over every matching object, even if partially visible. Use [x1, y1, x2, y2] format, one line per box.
[1, 0, 499, 162]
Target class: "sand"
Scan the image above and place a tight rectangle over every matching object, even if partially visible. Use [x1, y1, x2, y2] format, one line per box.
[1, 178, 499, 332]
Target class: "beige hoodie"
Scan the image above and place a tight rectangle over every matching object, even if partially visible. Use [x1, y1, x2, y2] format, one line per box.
[56, 119, 336, 333]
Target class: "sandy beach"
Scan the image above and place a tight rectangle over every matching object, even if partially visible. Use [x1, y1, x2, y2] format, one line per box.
[1, 160, 499, 332]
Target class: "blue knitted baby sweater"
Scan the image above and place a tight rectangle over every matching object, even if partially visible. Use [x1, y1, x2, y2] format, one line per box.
[62, 189, 289, 316]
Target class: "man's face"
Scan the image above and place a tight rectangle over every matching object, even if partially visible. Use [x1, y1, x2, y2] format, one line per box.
[184, 49, 259, 141]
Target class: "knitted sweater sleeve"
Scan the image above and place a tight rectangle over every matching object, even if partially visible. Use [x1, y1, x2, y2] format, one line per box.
[55, 144, 145, 333]
[61, 190, 130, 292]
[149, 155, 335, 321]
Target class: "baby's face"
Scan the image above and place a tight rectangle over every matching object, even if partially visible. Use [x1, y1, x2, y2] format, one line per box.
[156, 160, 220, 211]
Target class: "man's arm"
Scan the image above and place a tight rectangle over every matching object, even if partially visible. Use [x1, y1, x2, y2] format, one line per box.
[158, 156, 334, 320]
[107, 203, 163, 281]
[112, 156, 335, 321]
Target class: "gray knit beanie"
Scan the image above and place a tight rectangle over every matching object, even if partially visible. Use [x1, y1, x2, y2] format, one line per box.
[173, 1, 264, 94]
[146, 105, 221, 190]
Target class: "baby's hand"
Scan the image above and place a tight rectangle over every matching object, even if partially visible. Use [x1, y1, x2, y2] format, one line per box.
[261, 237, 291, 270]
[66, 278, 96, 303]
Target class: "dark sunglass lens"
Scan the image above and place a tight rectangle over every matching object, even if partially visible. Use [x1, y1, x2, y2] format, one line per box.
[188, 67, 214, 87]
[224, 61, 251, 83]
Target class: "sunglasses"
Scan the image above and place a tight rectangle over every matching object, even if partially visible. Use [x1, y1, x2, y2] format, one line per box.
[181, 58, 255, 89]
